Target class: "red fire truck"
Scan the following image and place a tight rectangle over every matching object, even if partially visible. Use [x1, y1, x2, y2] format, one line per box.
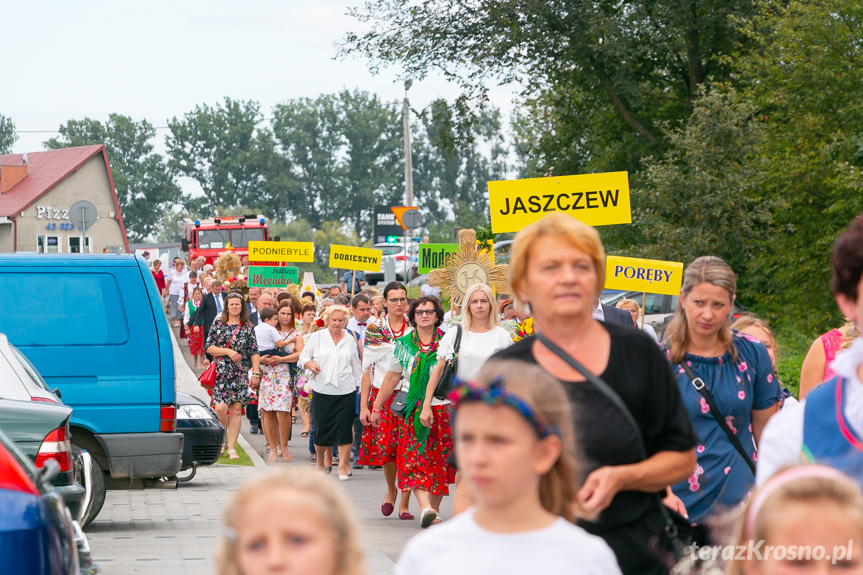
[181, 215, 271, 265]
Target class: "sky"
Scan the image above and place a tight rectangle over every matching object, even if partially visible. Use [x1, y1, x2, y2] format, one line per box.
[4, 0, 520, 158]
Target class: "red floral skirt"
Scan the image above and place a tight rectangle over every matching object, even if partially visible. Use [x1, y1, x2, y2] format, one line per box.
[397, 405, 456, 496]
[359, 387, 399, 466]
[188, 326, 204, 356]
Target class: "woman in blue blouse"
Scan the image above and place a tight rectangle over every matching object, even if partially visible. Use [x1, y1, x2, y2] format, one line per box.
[663, 256, 781, 545]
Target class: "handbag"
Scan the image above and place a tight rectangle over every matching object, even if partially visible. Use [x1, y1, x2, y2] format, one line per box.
[390, 390, 409, 418]
[433, 325, 462, 400]
[198, 325, 240, 390]
[535, 332, 690, 565]
[680, 361, 756, 475]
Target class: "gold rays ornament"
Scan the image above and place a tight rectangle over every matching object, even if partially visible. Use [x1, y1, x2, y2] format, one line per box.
[428, 229, 511, 307]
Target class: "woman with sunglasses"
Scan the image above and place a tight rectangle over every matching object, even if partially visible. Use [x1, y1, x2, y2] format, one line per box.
[373, 296, 456, 528]
[206, 291, 261, 460]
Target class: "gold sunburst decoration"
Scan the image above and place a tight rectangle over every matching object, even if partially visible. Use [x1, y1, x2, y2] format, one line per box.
[428, 229, 511, 307]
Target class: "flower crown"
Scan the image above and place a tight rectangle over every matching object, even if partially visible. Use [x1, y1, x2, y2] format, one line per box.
[447, 377, 559, 438]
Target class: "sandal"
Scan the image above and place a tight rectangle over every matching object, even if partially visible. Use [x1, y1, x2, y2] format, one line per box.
[301, 431, 309, 437]
[228, 449, 240, 460]
[420, 508, 438, 529]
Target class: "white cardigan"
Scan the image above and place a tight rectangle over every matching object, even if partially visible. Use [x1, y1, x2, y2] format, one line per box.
[298, 329, 361, 396]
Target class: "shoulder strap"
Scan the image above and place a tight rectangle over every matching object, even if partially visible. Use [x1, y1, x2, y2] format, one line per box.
[680, 362, 756, 475]
[534, 332, 681, 543]
[535, 332, 646, 458]
[454, 324, 463, 355]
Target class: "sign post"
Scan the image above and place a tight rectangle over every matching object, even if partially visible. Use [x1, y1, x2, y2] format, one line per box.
[248, 241, 314, 263]
[604, 256, 684, 296]
[70, 200, 97, 253]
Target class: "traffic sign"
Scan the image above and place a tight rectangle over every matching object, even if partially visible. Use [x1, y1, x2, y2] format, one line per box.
[402, 210, 423, 229]
[70, 200, 97, 231]
[390, 206, 418, 231]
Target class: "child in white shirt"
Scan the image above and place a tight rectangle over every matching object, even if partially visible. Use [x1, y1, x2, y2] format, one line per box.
[254, 308, 290, 357]
[395, 359, 622, 575]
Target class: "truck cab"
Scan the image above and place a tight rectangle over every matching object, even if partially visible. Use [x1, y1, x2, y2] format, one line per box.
[181, 215, 270, 265]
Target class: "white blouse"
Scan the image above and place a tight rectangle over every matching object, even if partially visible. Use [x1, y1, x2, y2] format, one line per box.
[298, 329, 361, 396]
[438, 325, 514, 380]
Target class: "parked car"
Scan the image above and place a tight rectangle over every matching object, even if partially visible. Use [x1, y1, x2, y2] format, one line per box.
[0, 254, 184, 527]
[175, 392, 224, 479]
[367, 242, 417, 285]
[0, 365, 84, 518]
[599, 290, 747, 337]
[0, 427, 98, 575]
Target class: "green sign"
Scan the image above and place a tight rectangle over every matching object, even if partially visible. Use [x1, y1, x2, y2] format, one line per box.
[248, 266, 299, 288]
[418, 243, 459, 274]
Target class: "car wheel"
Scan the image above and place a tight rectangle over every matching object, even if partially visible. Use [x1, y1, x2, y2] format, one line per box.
[71, 446, 106, 528]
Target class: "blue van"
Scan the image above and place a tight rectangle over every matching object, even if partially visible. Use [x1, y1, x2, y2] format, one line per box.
[0, 254, 183, 525]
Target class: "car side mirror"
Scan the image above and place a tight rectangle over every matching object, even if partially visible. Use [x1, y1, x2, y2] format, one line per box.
[181, 239, 190, 252]
[52, 387, 62, 399]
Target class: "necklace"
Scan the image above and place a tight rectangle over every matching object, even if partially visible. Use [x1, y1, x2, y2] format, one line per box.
[416, 332, 435, 353]
[389, 316, 407, 338]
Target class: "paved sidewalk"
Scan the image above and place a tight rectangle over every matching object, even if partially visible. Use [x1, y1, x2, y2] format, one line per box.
[91, 325, 443, 575]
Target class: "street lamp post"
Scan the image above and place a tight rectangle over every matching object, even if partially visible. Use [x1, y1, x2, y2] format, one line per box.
[403, 80, 414, 207]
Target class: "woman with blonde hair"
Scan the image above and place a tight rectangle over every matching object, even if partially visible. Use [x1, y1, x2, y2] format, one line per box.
[492, 212, 697, 574]
[299, 304, 362, 479]
[420, 283, 513, 428]
[396, 359, 622, 574]
[663, 256, 780, 546]
[217, 468, 366, 575]
[616, 298, 658, 342]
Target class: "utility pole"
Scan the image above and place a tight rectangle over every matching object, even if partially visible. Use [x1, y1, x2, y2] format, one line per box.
[403, 79, 414, 207]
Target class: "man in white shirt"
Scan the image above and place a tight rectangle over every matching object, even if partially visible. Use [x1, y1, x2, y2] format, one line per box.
[165, 260, 190, 326]
[346, 293, 372, 344]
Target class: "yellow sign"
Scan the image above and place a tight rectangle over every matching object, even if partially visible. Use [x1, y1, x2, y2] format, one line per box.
[248, 241, 314, 263]
[488, 171, 632, 233]
[604, 256, 684, 296]
[328, 244, 382, 273]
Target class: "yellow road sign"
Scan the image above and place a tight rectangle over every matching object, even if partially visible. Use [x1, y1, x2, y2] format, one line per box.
[248, 241, 314, 263]
[604, 256, 684, 296]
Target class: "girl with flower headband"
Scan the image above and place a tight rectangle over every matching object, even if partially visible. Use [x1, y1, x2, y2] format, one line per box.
[724, 465, 863, 575]
[395, 359, 622, 575]
[374, 296, 456, 528]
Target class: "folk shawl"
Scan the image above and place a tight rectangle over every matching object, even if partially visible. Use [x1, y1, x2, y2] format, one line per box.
[392, 328, 443, 451]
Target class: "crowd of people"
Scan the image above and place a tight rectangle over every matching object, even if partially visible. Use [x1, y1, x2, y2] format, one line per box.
[154, 210, 863, 575]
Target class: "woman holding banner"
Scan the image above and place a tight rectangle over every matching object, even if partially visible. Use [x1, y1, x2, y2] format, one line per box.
[492, 212, 697, 574]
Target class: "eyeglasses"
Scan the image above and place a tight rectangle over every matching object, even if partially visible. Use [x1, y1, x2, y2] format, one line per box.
[414, 309, 437, 316]
[387, 297, 408, 304]
[225, 293, 244, 300]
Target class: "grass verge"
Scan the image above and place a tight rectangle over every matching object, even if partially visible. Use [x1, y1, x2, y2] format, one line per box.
[216, 442, 254, 466]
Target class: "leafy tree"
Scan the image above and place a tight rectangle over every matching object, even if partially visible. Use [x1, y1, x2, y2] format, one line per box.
[0, 114, 17, 154]
[271, 90, 403, 240]
[734, 0, 863, 332]
[167, 98, 274, 214]
[44, 115, 181, 242]
[343, 0, 755, 158]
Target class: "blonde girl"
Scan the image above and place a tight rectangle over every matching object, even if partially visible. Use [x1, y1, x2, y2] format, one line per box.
[217, 468, 366, 575]
[725, 465, 863, 575]
[395, 359, 622, 575]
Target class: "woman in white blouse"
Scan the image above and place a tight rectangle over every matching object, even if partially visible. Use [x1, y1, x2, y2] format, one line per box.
[421, 283, 514, 428]
[298, 305, 362, 479]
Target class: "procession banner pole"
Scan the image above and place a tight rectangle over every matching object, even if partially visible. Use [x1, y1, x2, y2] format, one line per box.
[351, 270, 356, 298]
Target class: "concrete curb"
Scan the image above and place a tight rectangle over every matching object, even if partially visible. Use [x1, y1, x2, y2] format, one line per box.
[237, 433, 269, 473]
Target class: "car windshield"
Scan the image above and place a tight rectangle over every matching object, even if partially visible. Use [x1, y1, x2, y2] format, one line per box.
[375, 244, 404, 256]
[0, 345, 27, 399]
[196, 228, 265, 249]
[230, 228, 265, 248]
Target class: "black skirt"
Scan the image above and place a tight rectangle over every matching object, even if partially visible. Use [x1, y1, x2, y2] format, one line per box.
[311, 391, 355, 447]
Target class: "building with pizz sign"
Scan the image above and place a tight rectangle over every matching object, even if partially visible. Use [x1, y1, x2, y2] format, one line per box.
[0, 145, 129, 254]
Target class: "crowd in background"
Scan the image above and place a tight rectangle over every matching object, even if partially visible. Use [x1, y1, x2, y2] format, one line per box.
[151, 210, 863, 574]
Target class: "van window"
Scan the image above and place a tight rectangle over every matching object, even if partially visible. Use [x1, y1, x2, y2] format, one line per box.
[0, 273, 129, 346]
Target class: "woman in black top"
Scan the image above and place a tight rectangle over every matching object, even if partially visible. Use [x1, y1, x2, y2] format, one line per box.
[492, 213, 697, 575]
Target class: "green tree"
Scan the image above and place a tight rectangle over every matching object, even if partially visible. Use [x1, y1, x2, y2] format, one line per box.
[0, 114, 17, 154]
[735, 0, 863, 332]
[343, 0, 755, 163]
[44, 115, 181, 242]
[166, 98, 274, 214]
